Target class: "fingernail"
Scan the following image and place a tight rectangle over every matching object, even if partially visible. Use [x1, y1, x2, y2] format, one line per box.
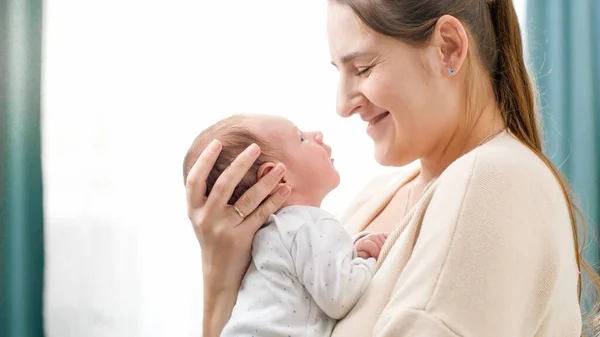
[273, 163, 284, 175]
[207, 139, 221, 153]
[246, 143, 259, 156]
[278, 186, 291, 196]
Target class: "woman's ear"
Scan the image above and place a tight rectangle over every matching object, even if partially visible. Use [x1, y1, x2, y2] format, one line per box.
[431, 15, 469, 75]
[257, 162, 287, 183]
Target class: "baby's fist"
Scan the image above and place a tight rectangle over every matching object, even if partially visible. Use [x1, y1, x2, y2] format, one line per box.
[355, 232, 389, 260]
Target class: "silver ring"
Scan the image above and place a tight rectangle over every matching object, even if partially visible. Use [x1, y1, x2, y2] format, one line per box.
[233, 205, 245, 218]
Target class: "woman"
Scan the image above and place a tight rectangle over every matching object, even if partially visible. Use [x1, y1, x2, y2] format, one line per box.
[185, 0, 599, 336]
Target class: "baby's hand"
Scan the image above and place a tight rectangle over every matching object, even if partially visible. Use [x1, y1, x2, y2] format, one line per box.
[355, 232, 389, 260]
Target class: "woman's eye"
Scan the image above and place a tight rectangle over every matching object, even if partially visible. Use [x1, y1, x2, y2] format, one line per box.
[356, 66, 373, 76]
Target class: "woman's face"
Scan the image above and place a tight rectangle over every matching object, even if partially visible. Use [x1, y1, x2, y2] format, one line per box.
[327, 2, 463, 166]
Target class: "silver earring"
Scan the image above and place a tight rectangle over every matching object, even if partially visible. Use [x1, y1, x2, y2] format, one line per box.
[449, 68, 455, 75]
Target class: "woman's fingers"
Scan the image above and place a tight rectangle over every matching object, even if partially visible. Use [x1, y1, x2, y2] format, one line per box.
[186, 139, 222, 218]
[206, 143, 261, 210]
[241, 184, 291, 234]
[233, 163, 287, 218]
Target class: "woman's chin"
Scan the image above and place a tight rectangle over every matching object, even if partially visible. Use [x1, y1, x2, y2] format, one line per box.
[374, 145, 415, 167]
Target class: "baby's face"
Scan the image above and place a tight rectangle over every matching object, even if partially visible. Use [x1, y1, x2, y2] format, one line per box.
[252, 115, 340, 206]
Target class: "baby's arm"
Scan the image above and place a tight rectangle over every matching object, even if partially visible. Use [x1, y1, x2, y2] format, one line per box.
[290, 218, 376, 319]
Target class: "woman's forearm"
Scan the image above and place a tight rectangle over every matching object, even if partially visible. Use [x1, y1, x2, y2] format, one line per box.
[202, 285, 238, 337]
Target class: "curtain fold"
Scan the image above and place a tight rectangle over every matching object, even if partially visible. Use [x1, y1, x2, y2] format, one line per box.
[0, 0, 45, 336]
[527, 0, 600, 277]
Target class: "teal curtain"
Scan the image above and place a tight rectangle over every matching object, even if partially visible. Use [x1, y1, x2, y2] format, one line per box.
[527, 0, 600, 297]
[0, 0, 45, 336]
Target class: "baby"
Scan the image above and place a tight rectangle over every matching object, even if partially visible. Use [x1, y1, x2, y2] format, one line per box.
[183, 114, 388, 337]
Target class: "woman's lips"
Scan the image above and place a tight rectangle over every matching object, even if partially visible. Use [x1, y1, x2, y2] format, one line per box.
[368, 111, 390, 127]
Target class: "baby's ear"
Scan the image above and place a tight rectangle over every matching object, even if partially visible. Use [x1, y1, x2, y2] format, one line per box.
[257, 162, 286, 183]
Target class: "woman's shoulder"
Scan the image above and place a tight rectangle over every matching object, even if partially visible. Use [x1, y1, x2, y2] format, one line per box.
[441, 131, 562, 194]
[430, 131, 570, 235]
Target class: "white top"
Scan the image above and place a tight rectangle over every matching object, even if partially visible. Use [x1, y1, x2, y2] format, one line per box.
[221, 205, 377, 337]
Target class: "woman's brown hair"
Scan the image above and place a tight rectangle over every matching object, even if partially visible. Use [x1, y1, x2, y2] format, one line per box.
[332, 0, 599, 334]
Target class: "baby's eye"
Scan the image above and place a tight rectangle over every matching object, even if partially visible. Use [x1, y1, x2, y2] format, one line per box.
[300, 134, 307, 142]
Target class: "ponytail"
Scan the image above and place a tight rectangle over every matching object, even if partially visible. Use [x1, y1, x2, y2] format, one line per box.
[489, 0, 540, 150]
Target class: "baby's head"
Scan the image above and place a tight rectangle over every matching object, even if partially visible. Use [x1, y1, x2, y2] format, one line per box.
[183, 114, 340, 208]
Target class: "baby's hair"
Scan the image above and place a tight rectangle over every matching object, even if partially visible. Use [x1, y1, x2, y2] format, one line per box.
[183, 114, 280, 205]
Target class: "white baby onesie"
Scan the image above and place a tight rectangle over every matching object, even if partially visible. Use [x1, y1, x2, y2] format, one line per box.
[221, 205, 377, 337]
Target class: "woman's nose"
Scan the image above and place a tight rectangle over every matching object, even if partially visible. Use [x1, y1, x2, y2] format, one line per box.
[337, 81, 368, 118]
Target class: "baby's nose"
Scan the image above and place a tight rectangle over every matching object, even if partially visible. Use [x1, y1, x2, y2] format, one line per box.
[314, 132, 324, 145]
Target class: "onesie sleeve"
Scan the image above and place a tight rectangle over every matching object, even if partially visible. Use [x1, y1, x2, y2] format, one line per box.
[290, 218, 376, 319]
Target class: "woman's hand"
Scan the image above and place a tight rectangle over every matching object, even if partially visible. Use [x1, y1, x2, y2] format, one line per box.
[185, 140, 291, 336]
